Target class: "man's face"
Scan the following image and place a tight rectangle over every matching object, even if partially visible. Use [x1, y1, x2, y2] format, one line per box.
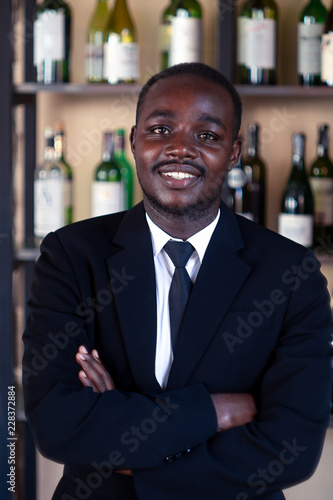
[131, 74, 241, 220]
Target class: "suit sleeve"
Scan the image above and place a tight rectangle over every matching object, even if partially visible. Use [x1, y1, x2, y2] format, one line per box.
[133, 248, 333, 499]
[22, 231, 218, 469]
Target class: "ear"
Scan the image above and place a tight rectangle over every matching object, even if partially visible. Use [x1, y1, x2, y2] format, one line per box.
[228, 139, 242, 171]
[130, 126, 137, 157]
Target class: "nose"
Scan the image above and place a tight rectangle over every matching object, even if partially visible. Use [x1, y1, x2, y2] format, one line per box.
[164, 131, 199, 160]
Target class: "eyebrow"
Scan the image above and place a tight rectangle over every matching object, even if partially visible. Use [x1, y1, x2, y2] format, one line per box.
[144, 110, 176, 122]
[198, 114, 226, 131]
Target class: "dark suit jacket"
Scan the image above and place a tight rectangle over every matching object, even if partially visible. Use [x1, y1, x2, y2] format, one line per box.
[22, 201, 332, 500]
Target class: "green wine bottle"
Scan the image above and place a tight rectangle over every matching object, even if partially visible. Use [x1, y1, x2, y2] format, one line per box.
[53, 123, 73, 225]
[278, 134, 314, 248]
[114, 129, 134, 210]
[86, 0, 109, 83]
[91, 132, 124, 217]
[237, 0, 278, 85]
[34, 127, 72, 244]
[321, 1, 333, 86]
[297, 0, 327, 87]
[309, 124, 333, 249]
[160, 0, 178, 70]
[169, 0, 202, 67]
[103, 0, 139, 84]
[242, 123, 266, 226]
[33, 0, 71, 84]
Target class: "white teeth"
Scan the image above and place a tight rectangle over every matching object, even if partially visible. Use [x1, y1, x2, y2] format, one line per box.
[163, 172, 195, 180]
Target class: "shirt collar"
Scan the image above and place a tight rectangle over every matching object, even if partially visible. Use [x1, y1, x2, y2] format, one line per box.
[146, 210, 220, 264]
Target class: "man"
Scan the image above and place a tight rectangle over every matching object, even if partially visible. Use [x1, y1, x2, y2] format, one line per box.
[23, 63, 332, 500]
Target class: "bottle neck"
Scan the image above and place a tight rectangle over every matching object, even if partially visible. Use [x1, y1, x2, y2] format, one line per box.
[291, 134, 306, 172]
[114, 132, 125, 158]
[317, 125, 330, 158]
[44, 135, 55, 161]
[247, 127, 259, 158]
[102, 133, 114, 162]
[54, 133, 65, 161]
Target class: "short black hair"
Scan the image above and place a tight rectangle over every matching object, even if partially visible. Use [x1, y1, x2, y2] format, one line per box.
[136, 62, 242, 141]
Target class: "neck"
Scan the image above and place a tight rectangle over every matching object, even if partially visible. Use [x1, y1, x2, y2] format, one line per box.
[144, 199, 220, 240]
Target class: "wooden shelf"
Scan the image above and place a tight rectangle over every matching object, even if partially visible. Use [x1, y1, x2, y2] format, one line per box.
[13, 82, 333, 99]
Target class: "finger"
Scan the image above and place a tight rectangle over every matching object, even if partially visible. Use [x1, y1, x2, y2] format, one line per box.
[76, 349, 115, 392]
[116, 470, 133, 476]
[78, 370, 100, 393]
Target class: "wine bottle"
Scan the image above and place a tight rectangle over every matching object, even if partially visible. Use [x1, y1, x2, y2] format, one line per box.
[91, 132, 124, 217]
[33, 0, 71, 84]
[53, 123, 73, 225]
[159, 0, 178, 70]
[169, 0, 202, 67]
[242, 123, 266, 225]
[309, 124, 333, 248]
[34, 127, 72, 243]
[237, 0, 278, 85]
[224, 154, 253, 220]
[114, 129, 134, 210]
[86, 0, 109, 83]
[297, 0, 327, 87]
[278, 134, 314, 248]
[321, 1, 333, 86]
[103, 0, 139, 84]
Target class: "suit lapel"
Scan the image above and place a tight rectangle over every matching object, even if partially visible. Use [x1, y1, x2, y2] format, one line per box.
[166, 205, 252, 390]
[105, 203, 162, 394]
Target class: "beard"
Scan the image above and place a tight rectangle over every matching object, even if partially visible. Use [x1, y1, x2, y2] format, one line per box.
[137, 171, 225, 222]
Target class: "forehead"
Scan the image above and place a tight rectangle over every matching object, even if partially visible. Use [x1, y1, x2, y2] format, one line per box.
[140, 74, 234, 121]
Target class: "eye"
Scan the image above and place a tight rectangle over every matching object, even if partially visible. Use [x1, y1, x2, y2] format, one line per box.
[151, 126, 170, 135]
[199, 132, 218, 141]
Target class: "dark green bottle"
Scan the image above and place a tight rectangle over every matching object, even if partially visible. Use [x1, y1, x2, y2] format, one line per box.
[242, 123, 266, 226]
[278, 134, 314, 248]
[33, 0, 72, 83]
[309, 124, 333, 249]
[114, 129, 134, 210]
[297, 0, 327, 87]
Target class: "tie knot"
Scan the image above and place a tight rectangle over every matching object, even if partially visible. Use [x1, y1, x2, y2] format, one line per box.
[164, 240, 194, 268]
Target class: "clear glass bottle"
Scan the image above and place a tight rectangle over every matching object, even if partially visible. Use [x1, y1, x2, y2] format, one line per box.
[297, 0, 327, 87]
[91, 132, 124, 217]
[34, 127, 72, 244]
[237, 0, 278, 85]
[242, 123, 266, 225]
[278, 133, 314, 248]
[309, 124, 333, 249]
[114, 129, 134, 210]
[103, 0, 139, 84]
[169, 0, 202, 67]
[86, 0, 109, 83]
[33, 0, 72, 83]
[54, 123, 73, 225]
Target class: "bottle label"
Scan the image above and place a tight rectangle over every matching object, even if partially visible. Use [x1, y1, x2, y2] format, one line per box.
[321, 33, 333, 84]
[33, 10, 65, 65]
[85, 41, 104, 81]
[278, 213, 313, 247]
[104, 35, 140, 83]
[297, 23, 324, 75]
[34, 178, 65, 237]
[309, 177, 333, 226]
[159, 24, 172, 52]
[91, 181, 124, 217]
[169, 17, 202, 66]
[246, 19, 276, 69]
[237, 16, 248, 65]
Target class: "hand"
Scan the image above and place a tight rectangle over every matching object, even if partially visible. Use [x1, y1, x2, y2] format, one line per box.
[75, 345, 115, 393]
[211, 393, 257, 432]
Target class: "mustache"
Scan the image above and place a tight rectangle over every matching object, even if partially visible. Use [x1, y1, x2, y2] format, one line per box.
[151, 160, 205, 175]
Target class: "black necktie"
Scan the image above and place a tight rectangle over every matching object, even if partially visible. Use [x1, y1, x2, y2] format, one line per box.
[164, 240, 194, 348]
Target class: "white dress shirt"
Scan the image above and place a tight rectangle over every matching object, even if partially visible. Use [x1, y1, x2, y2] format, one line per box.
[146, 210, 220, 389]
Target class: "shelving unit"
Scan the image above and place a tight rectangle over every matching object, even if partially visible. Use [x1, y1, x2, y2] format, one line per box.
[1, 0, 333, 498]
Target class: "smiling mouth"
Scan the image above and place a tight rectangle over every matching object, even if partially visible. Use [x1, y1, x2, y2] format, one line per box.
[162, 172, 196, 180]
